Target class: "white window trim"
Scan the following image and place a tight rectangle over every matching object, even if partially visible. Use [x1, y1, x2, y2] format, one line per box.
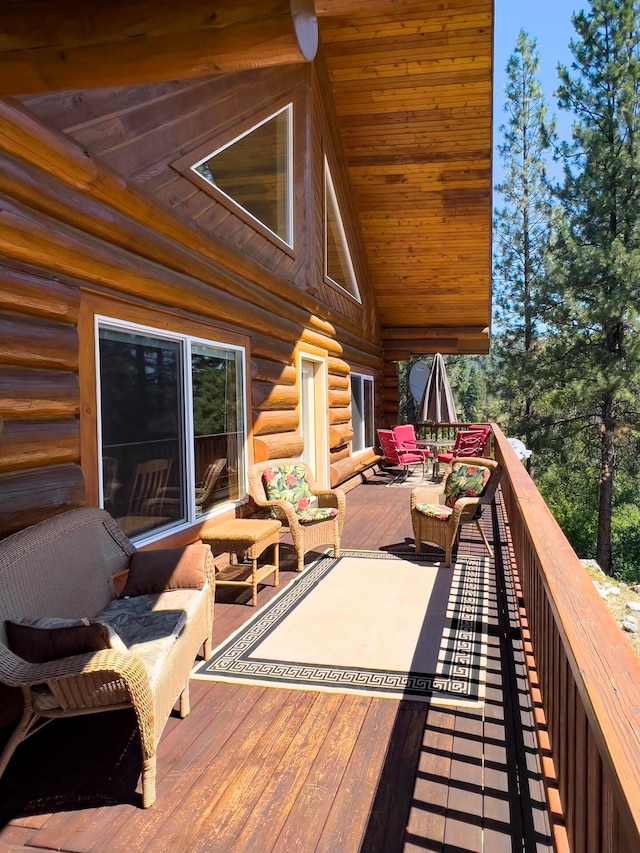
[191, 103, 294, 248]
[351, 372, 374, 455]
[95, 315, 248, 545]
[324, 156, 361, 302]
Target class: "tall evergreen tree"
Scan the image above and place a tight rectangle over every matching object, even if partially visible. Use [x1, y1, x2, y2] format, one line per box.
[493, 31, 556, 468]
[547, 0, 640, 574]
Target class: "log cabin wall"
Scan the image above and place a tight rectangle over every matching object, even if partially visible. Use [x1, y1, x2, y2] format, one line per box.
[0, 56, 383, 539]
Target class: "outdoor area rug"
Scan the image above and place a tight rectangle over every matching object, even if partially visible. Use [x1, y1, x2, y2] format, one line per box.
[193, 550, 490, 707]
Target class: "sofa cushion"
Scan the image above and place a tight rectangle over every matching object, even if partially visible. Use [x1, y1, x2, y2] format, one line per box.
[98, 598, 187, 646]
[98, 593, 194, 687]
[5, 616, 127, 663]
[296, 507, 339, 524]
[119, 544, 209, 598]
[413, 504, 453, 521]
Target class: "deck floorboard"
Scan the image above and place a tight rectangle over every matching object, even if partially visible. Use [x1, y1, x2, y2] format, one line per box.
[0, 471, 553, 852]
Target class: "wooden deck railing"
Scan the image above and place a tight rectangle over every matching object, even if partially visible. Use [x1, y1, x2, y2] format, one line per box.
[493, 424, 640, 853]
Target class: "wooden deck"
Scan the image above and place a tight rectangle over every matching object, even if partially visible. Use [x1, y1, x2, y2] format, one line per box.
[0, 471, 553, 852]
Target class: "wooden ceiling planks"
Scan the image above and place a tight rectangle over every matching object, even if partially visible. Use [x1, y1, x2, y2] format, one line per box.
[319, 0, 493, 354]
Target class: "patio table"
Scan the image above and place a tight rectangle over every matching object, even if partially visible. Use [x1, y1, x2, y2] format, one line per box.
[416, 438, 455, 480]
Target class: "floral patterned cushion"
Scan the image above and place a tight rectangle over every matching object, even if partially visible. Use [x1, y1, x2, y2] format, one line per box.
[414, 503, 453, 520]
[296, 507, 339, 524]
[443, 463, 490, 508]
[262, 464, 314, 515]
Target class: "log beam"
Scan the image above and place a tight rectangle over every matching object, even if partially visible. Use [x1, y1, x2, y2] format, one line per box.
[0, 1, 318, 96]
[381, 326, 490, 341]
[253, 431, 303, 462]
[380, 325, 490, 358]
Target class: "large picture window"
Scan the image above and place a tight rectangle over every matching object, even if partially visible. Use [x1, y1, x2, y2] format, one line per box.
[350, 373, 374, 453]
[97, 319, 246, 541]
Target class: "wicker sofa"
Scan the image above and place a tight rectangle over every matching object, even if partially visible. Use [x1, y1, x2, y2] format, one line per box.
[0, 507, 215, 808]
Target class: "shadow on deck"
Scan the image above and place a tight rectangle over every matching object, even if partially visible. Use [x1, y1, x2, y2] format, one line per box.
[0, 472, 553, 852]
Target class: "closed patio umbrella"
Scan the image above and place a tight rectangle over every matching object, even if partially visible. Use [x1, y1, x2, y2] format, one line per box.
[417, 353, 458, 424]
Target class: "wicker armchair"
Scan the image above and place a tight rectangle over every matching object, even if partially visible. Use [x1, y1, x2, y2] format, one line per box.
[410, 457, 502, 567]
[248, 458, 346, 572]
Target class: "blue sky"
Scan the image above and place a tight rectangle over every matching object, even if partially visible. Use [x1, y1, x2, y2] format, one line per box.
[493, 0, 586, 185]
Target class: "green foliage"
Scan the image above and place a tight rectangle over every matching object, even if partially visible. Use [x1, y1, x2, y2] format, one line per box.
[543, 0, 640, 572]
[445, 355, 503, 423]
[493, 30, 556, 457]
[611, 502, 640, 583]
[191, 353, 239, 437]
[535, 463, 599, 559]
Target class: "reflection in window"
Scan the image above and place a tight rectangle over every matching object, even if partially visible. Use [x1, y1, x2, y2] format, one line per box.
[191, 343, 244, 511]
[192, 104, 293, 246]
[98, 322, 246, 540]
[351, 373, 374, 453]
[325, 158, 360, 300]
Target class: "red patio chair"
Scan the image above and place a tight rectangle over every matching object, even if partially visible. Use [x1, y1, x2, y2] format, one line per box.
[437, 427, 489, 466]
[378, 428, 429, 481]
[392, 424, 424, 453]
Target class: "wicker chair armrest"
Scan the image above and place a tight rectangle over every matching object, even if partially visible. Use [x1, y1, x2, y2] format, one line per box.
[450, 497, 481, 527]
[201, 548, 216, 592]
[410, 484, 445, 510]
[314, 488, 345, 511]
[1, 646, 154, 751]
[249, 488, 276, 509]
[0, 645, 150, 698]
[256, 498, 299, 526]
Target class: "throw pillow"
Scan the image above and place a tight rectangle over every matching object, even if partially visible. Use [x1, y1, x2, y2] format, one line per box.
[5, 616, 127, 663]
[262, 464, 313, 513]
[444, 463, 491, 508]
[119, 544, 208, 598]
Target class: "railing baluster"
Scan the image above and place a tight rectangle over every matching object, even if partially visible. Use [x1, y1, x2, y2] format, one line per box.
[493, 424, 640, 853]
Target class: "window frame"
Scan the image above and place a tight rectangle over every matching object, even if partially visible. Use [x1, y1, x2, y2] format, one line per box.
[350, 372, 374, 455]
[94, 314, 249, 545]
[173, 102, 294, 252]
[324, 156, 361, 302]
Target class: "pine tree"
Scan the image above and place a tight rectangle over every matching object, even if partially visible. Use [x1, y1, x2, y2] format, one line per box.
[493, 31, 556, 470]
[547, 0, 640, 574]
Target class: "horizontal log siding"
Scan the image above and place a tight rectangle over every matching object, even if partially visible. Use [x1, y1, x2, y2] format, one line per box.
[0, 264, 83, 536]
[18, 63, 379, 344]
[8, 58, 383, 482]
[0, 45, 390, 540]
[325, 355, 382, 487]
[493, 425, 640, 853]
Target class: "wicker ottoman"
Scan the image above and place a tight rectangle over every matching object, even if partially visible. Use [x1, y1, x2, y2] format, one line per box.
[199, 518, 281, 606]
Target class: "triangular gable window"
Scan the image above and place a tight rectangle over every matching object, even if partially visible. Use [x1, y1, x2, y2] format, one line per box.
[191, 104, 293, 247]
[324, 158, 360, 301]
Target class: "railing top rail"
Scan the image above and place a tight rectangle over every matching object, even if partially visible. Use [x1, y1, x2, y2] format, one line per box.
[491, 423, 640, 842]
